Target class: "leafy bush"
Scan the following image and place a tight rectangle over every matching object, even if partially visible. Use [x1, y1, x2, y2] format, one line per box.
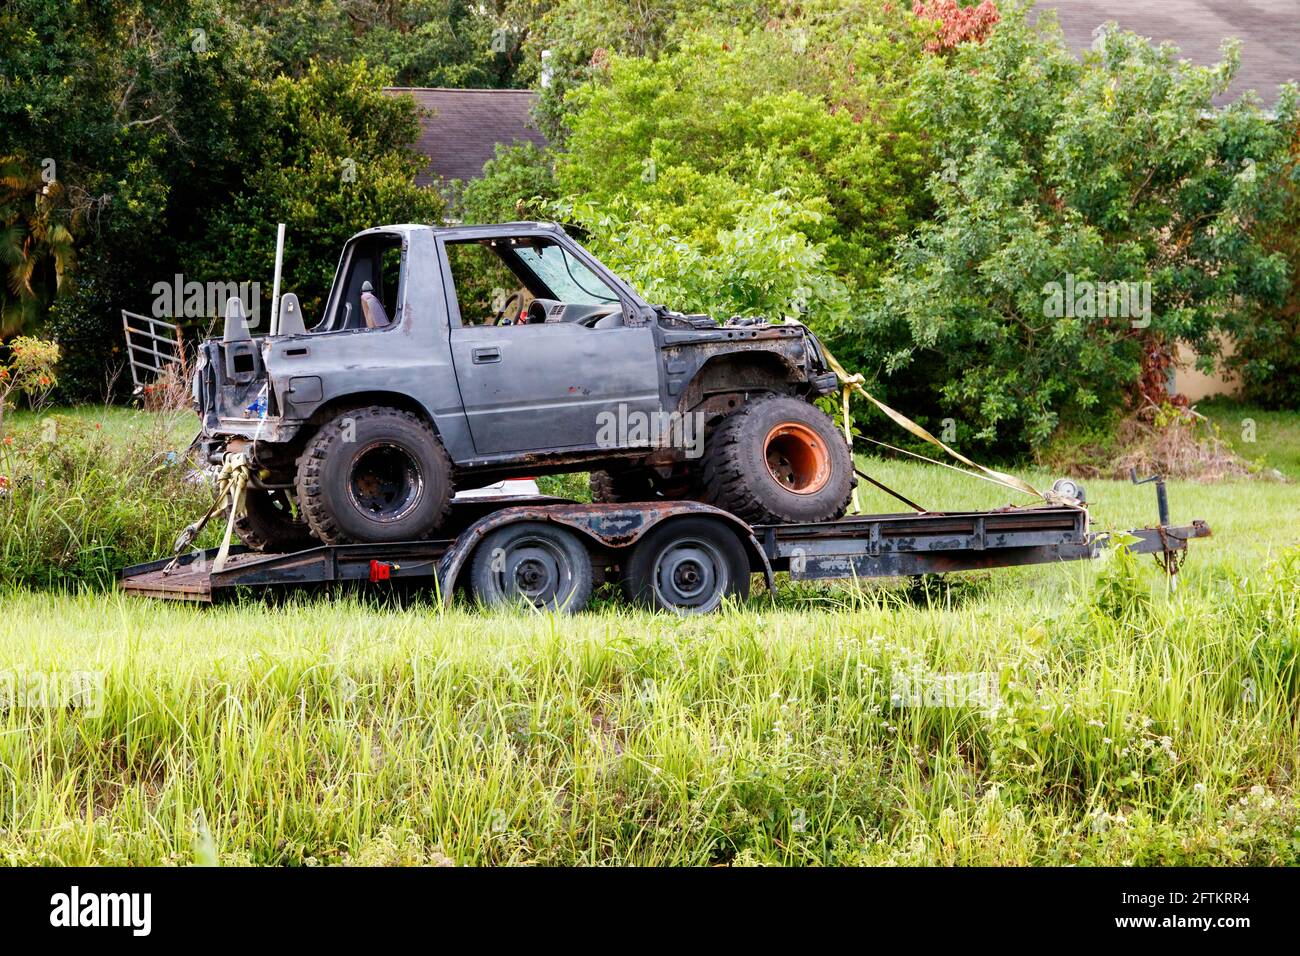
[555, 4, 931, 287]
[182, 60, 445, 324]
[860, 6, 1300, 451]
[1226, 128, 1300, 408]
[561, 192, 852, 331]
[455, 142, 558, 225]
[0, 414, 213, 588]
[0, 336, 60, 433]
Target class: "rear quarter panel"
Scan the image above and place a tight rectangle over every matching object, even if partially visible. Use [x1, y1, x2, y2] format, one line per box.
[263, 230, 476, 460]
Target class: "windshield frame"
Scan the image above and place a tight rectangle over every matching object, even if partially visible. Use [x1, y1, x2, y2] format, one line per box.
[436, 227, 645, 329]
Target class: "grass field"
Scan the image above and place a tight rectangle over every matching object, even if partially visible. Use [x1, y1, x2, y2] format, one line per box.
[1, 406, 1298, 865]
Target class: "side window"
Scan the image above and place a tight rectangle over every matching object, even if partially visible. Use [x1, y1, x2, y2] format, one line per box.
[445, 240, 532, 326]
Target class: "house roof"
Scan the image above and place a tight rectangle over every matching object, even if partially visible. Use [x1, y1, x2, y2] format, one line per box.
[1038, 0, 1298, 106]
[384, 87, 548, 187]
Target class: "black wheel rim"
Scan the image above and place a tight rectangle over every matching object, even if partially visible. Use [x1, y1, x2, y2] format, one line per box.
[492, 535, 575, 609]
[651, 537, 729, 612]
[348, 442, 423, 522]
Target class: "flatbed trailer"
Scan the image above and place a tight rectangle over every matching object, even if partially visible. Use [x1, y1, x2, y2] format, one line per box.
[119, 484, 1211, 612]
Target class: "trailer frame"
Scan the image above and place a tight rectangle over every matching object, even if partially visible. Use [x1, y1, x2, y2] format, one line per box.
[119, 487, 1211, 610]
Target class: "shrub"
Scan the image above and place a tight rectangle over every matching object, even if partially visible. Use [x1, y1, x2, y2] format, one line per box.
[0, 336, 60, 434]
[0, 413, 213, 588]
[454, 142, 558, 225]
[182, 60, 445, 325]
[859, 5, 1299, 452]
[1226, 128, 1300, 409]
[555, 6, 932, 288]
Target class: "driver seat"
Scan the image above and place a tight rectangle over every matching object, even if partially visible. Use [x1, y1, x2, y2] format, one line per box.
[360, 281, 390, 328]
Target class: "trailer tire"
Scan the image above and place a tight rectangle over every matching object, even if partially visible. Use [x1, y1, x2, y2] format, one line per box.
[469, 521, 593, 613]
[296, 407, 453, 544]
[699, 395, 853, 525]
[621, 517, 750, 614]
[233, 488, 315, 553]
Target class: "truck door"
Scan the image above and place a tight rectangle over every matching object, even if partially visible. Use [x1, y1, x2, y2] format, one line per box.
[441, 236, 661, 457]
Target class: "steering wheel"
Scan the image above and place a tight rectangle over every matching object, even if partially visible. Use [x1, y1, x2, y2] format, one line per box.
[492, 290, 526, 325]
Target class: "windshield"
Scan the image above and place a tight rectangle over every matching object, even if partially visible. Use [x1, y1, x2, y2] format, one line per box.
[515, 242, 618, 305]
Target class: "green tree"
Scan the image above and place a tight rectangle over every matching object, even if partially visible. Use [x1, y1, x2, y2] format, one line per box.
[2, 0, 270, 395]
[544, 1, 932, 336]
[0, 157, 75, 337]
[861, 5, 1299, 450]
[185, 61, 444, 323]
[236, 0, 533, 88]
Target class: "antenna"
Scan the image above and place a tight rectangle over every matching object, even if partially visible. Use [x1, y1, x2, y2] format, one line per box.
[269, 222, 286, 335]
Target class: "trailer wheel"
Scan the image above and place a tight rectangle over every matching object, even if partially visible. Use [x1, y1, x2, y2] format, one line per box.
[699, 395, 853, 525]
[469, 521, 594, 613]
[233, 488, 315, 553]
[621, 517, 750, 614]
[296, 407, 453, 544]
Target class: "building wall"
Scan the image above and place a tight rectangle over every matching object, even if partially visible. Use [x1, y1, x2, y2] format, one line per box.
[1175, 339, 1240, 402]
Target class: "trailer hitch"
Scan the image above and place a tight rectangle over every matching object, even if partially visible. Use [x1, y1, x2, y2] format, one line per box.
[1129, 468, 1182, 588]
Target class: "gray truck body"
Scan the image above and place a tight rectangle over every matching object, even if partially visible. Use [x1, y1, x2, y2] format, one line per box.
[194, 221, 838, 482]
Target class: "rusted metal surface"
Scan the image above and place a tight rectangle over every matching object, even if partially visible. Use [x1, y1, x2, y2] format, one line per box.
[1121, 520, 1212, 554]
[118, 498, 1212, 608]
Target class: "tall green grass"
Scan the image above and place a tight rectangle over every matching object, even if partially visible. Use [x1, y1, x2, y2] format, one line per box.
[0, 543, 1296, 865]
[0, 405, 1296, 865]
[0, 410, 213, 587]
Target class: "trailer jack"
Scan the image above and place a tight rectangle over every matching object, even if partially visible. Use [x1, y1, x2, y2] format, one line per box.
[1130, 469, 1184, 589]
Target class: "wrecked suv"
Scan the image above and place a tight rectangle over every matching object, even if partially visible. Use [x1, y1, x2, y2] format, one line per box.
[194, 222, 854, 550]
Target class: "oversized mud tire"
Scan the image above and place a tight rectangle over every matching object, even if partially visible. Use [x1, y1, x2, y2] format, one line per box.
[590, 469, 649, 503]
[469, 521, 593, 613]
[621, 517, 750, 614]
[589, 468, 683, 503]
[232, 488, 316, 553]
[699, 395, 853, 525]
[296, 407, 453, 545]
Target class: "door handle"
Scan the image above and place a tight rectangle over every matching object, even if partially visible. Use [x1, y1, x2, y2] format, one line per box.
[471, 347, 501, 364]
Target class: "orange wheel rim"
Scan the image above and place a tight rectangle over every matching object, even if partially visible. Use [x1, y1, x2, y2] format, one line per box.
[764, 422, 831, 495]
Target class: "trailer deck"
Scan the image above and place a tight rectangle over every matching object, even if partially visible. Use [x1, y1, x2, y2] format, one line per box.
[119, 494, 1211, 608]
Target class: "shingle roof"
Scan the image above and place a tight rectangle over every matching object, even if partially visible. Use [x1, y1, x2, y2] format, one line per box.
[384, 88, 548, 187]
[1038, 0, 1298, 107]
